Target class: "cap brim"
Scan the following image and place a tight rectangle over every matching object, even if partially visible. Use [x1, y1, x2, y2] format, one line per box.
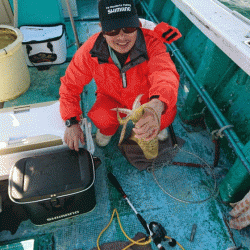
[101, 15, 140, 32]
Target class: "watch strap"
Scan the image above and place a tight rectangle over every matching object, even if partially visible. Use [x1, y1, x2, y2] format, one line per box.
[65, 117, 79, 127]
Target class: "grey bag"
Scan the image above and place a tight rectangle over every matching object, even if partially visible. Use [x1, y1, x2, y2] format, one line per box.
[118, 135, 185, 171]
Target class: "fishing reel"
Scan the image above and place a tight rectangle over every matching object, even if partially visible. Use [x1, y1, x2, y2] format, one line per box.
[107, 172, 178, 250]
[149, 222, 177, 249]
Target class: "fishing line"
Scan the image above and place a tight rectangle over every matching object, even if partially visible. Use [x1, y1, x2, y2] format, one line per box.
[150, 144, 218, 204]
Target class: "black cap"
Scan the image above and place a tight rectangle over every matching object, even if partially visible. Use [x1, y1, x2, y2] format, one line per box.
[98, 0, 140, 32]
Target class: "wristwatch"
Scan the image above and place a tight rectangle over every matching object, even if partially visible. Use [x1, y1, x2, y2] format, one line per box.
[65, 117, 79, 127]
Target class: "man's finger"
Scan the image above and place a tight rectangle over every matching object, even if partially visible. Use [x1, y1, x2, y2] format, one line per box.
[134, 126, 157, 140]
[135, 115, 152, 128]
[64, 132, 69, 144]
[80, 133, 85, 145]
[133, 122, 150, 135]
[68, 140, 74, 150]
[74, 137, 79, 151]
[144, 128, 158, 141]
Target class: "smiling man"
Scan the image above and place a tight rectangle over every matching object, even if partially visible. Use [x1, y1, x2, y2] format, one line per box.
[59, 0, 180, 151]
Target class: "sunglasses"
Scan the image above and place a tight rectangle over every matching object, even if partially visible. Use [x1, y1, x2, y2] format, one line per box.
[103, 27, 137, 36]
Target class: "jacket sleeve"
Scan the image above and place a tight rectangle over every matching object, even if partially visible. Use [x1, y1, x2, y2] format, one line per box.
[59, 44, 93, 121]
[146, 37, 180, 113]
[154, 22, 182, 44]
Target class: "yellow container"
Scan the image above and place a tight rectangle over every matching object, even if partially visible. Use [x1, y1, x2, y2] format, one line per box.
[0, 25, 30, 102]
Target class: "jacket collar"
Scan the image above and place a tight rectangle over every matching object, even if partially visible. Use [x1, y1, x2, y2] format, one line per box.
[90, 28, 148, 70]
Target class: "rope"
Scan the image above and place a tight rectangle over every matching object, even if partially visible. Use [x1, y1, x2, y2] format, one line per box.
[212, 125, 234, 139]
[97, 208, 185, 250]
[97, 208, 151, 249]
[151, 145, 218, 204]
[165, 236, 185, 250]
[170, 48, 180, 57]
[124, 235, 186, 250]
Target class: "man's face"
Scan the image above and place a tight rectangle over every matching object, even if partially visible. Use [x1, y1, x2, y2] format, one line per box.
[103, 28, 138, 54]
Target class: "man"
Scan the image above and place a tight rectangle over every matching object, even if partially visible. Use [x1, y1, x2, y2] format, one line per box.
[59, 0, 180, 151]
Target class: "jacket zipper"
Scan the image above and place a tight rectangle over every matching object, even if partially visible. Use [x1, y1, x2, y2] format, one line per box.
[121, 72, 127, 88]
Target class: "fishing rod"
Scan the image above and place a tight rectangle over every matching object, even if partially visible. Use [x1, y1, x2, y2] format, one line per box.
[107, 172, 177, 250]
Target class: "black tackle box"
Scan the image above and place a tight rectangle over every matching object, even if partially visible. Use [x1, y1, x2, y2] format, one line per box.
[8, 147, 99, 225]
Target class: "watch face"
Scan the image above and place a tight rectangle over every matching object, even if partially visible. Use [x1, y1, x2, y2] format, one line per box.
[65, 120, 71, 127]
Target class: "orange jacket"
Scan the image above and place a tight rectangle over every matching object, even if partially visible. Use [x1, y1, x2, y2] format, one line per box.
[59, 23, 180, 126]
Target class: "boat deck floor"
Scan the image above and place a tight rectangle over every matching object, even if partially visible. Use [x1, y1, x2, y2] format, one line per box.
[1, 1, 250, 249]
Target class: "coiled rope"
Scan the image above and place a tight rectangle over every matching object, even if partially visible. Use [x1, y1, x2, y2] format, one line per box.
[97, 208, 185, 250]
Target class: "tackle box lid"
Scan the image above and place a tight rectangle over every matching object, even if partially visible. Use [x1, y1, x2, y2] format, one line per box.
[20, 24, 65, 44]
[9, 148, 95, 204]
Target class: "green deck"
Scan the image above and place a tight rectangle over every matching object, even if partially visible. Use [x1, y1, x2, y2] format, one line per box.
[1, 0, 250, 249]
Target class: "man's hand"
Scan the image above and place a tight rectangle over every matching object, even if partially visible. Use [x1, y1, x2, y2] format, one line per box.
[133, 99, 165, 141]
[64, 124, 85, 151]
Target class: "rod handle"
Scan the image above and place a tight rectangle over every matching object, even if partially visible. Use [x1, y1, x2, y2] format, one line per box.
[108, 172, 127, 198]
[137, 213, 150, 235]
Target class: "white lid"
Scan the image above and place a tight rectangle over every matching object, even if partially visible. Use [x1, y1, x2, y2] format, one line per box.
[20, 25, 64, 43]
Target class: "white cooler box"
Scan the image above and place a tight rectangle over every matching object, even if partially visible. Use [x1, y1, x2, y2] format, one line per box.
[20, 24, 67, 69]
[0, 101, 94, 181]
